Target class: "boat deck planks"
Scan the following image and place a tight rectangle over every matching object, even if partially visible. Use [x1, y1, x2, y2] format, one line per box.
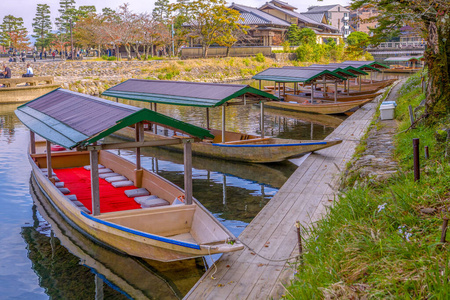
[185, 100, 379, 300]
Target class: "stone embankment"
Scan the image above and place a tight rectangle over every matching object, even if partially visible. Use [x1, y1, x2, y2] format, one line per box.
[341, 80, 406, 188]
[3, 57, 290, 96]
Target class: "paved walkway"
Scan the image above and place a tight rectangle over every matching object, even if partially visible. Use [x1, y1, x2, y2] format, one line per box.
[185, 94, 384, 300]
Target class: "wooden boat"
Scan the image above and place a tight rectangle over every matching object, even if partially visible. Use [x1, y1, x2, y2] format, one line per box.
[265, 97, 375, 115]
[284, 91, 382, 102]
[29, 175, 203, 299]
[17, 89, 244, 262]
[102, 79, 343, 163]
[263, 108, 345, 128]
[114, 127, 342, 163]
[383, 68, 420, 74]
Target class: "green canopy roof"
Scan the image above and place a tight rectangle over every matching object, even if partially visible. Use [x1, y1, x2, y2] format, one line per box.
[282, 66, 357, 78]
[252, 68, 346, 83]
[102, 79, 278, 107]
[15, 89, 214, 149]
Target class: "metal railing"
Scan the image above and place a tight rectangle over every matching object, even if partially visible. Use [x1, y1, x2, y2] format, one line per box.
[367, 41, 426, 49]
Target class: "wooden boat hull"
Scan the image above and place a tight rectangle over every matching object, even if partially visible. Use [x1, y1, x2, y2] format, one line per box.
[115, 127, 342, 163]
[287, 92, 381, 102]
[264, 108, 344, 128]
[29, 176, 201, 299]
[265, 97, 374, 115]
[30, 148, 243, 262]
[383, 68, 420, 73]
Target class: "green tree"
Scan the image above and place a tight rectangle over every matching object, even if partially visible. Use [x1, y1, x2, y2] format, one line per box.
[174, 0, 246, 58]
[32, 4, 53, 52]
[152, 0, 170, 24]
[351, 0, 450, 119]
[55, 0, 76, 34]
[286, 24, 300, 45]
[298, 28, 316, 45]
[0, 15, 30, 51]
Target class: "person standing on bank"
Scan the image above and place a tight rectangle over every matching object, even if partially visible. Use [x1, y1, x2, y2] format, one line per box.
[22, 64, 33, 77]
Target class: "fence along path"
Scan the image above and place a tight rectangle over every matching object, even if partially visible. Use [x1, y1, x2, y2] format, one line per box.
[185, 99, 379, 300]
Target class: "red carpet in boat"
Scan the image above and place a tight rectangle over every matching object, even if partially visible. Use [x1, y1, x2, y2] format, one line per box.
[54, 167, 142, 213]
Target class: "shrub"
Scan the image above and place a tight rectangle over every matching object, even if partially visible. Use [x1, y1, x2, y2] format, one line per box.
[254, 53, 265, 63]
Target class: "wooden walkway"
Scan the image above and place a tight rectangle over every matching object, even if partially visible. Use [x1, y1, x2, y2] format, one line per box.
[185, 100, 379, 300]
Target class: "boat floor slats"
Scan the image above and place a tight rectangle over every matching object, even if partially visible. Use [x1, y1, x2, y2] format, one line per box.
[54, 167, 142, 213]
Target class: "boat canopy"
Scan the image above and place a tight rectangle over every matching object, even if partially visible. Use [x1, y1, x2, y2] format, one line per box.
[342, 60, 389, 69]
[384, 56, 421, 62]
[252, 68, 346, 83]
[102, 79, 278, 107]
[15, 88, 214, 149]
[282, 66, 358, 78]
[324, 63, 381, 72]
[309, 64, 368, 75]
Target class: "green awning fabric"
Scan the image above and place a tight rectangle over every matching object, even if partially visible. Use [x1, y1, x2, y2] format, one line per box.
[15, 89, 214, 149]
[252, 68, 346, 83]
[102, 79, 278, 107]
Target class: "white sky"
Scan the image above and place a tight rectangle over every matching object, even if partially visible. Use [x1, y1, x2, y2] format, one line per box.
[1, 0, 350, 33]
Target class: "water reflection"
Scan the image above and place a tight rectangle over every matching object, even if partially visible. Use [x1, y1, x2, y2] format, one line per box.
[28, 175, 205, 299]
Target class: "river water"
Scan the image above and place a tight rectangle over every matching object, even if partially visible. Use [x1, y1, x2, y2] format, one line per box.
[0, 72, 405, 299]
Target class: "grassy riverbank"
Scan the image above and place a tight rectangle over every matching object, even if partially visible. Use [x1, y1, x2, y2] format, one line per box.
[285, 73, 450, 299]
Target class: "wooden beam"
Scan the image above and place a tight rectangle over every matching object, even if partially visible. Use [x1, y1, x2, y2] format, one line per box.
[260, 102, 265, 138]
[90, 149, 100, 216]
[184, 140, 193, 205]
[46, 141, 52, 180]
[206, 107, 210, 130]
[222, 106, 226, 143]
[85, 138, 188, 151]
[30, 131, 36, 154]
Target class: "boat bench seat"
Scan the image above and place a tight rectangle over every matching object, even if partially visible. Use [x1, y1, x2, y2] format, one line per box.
[135, 195, 169, 208]
[112, 180, 134, 188]
[105, 175, 128, 183]
[125, 188, 150, 198]
[65, 195, 91, 214]
[84, 164, 105, 170]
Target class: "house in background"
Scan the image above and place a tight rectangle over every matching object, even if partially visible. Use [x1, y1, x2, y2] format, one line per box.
[259, 0, 343, 44]
[305, 4, 350, 38]
[348, 5, 378, 36]
[229, 3, 291, 46]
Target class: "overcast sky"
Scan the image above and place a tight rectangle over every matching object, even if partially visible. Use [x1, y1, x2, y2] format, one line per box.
[1, 0, 350, 32]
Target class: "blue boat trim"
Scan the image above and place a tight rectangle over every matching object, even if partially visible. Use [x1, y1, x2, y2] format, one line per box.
[211, 142, 328, 148]
[80, 211, 201, 250]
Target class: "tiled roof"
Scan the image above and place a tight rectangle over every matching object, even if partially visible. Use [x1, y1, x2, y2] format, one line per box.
[230, 3, 291, 26]
[307, 5, 349, 13]
[270, 0, 297, 10]
[301, 13, 325, 24]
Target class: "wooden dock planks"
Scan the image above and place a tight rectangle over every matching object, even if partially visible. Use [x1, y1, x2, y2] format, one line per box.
[185, 100, 379, 300]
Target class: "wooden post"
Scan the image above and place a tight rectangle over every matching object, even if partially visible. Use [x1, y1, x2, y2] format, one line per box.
[408, 105, 415, 126]
[90, 149, 100, 216]
[283, 82, 286, 97]
[259, 80, 261, 90]
[184, 140, 193, 205]
[222, 105, 226, 143]
[334, 81, 338, 103]
[310, 83, 314, 103]
[115, 97, 118, 103]
[323, 78, 327, 97]
[441, 217, 449, 243]
[294, 81, 297, 95]
[222, 174, 227, 205]
[413, 138, 420, 182]
[30, 131, 36, 154]
[425, 146, 429, 159]
[295, 221, 303, 259]
[260, 101, 265, 138]
[370, 70, 373, 84]
[206, 107, 210, 130]
[347, 79, 350, 95]
[359, 76, 362, 91]
[46, 141, 52, 180]
[154, 103, 158, 134]
[135, 122, 144, 188]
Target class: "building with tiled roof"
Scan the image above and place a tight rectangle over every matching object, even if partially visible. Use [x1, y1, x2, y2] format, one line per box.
[306, 4, 350, 38]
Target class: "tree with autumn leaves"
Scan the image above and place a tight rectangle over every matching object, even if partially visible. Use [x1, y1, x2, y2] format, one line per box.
[351, 0, 450, 120]
[173, 0, 247, 58]
[0, 15, 30, 52]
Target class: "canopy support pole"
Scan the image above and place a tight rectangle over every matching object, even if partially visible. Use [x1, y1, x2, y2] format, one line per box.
[323, 78, 327, 97]
[30, 131, 36, 154]
[370, 71, 373, 84]
[334, 81, 338, 103]
[347, 80, 350, 95]
[222, 106, 226, 143]
[283, 82, 286, 97]
[184, 140, 193, 205]
[153, 103, 158, 134]
[46, 141, 53, 181]
[259, 80, 261, 90]
[382, 69, 385, 80]
[310, 83, 314, 103]
[294, 81, 297, 95]
[90, 149, 100, 216]
[206, 107, 210, 130]
[135, 122, 143, 188]
[359, 76, 362, 91]
[115, 97, 118, 103]
[260, 101, 265, 138]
